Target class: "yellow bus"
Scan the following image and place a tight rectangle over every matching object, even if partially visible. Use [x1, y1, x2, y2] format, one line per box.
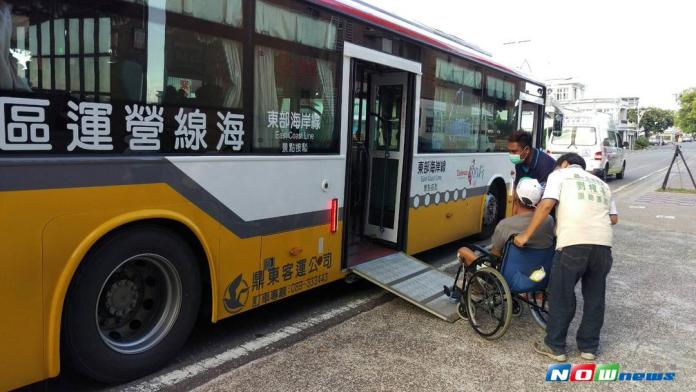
[0, 0, 546, 388]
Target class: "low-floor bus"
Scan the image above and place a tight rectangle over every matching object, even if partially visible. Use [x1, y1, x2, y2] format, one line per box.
[0, 0, 546, 388]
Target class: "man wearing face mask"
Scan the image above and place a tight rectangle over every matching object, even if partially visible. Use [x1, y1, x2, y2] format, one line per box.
[508, 130, 556, 187]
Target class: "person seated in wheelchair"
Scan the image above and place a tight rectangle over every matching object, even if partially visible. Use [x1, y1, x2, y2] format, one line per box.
[457, 178, 555, 268]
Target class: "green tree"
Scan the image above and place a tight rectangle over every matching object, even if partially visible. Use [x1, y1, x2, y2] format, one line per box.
[627, 108, 638, 124]
[676, 88, 696, 134]
[639, 107, 674, 136]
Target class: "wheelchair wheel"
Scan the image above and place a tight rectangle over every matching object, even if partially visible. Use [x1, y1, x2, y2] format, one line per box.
[528, 291, 550, 330]
[466, 267, 512, 340]
[457, 301, 468, 320]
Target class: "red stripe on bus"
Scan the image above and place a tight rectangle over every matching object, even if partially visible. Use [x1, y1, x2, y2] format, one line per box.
[316, 0, 519, 75]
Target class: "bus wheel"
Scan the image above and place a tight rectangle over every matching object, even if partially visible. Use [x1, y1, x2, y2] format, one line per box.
[62, 226, 201, 383]
[480, 189, 503, 238]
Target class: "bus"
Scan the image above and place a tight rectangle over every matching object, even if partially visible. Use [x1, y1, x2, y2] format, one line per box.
[0, 0, 546, 388]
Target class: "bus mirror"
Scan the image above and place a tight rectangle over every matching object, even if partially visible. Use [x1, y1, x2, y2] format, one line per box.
[552, 114, 563, 137]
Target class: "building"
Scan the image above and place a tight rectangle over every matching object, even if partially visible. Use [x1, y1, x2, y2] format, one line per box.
[546, 77, 586, 102]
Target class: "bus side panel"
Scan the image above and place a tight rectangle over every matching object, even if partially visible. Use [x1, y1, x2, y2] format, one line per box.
[166, 156, 348, 319]
[406, 154, 514, 254]
[40, 184, 222, 377]
[0, 192, 46, 390]
[217, 222, 345, 318]
[406, 195, 483, 255]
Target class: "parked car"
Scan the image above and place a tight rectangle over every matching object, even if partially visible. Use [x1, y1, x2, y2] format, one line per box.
[547, 112, 626, 180]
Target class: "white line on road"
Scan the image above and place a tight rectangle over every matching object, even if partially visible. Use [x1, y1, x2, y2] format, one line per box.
[125, 295, 380, 392]
[656, 215, 676, 220]
[629, 205, 646, 209]
[613, 166, 670, 194]
[125, 255, 466, 391]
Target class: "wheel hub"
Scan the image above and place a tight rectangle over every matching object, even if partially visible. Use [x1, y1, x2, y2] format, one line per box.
[96, 254, 182, 354]
[105, 279, 140, 317]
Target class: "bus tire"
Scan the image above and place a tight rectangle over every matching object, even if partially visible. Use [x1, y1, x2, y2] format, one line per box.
[62, 226, 201, 383]
[480, 186, 504, 239]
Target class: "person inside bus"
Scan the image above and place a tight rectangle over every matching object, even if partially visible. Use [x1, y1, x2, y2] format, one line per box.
[456, 177, 555, 267]
[508, 130, 556, 187]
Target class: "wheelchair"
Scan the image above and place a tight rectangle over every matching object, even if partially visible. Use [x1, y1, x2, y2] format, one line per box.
[446, 237, 555, 340]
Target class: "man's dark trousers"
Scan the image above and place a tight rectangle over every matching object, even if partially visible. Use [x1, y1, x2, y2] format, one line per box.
[544, 244, 613, 354]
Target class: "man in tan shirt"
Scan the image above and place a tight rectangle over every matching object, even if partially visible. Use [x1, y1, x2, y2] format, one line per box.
[515, 152, 618, 362]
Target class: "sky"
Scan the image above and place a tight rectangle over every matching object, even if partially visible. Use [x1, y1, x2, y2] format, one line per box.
[364, 0, 696, 109]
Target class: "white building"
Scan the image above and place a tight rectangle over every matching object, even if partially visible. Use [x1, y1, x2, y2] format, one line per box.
[546, 77, 586, 102]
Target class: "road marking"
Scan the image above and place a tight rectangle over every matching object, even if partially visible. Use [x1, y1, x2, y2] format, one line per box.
[656, 215, 676, 220]
[629, 205, 646, 209]
[614, 152, 696, 194]
[125, 294, 380, 392]
[125, 254, 469, 391]
[613, 165, 670, 194]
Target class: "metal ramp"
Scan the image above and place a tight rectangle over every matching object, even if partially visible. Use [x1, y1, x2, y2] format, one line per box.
[351, 252, 459, 322]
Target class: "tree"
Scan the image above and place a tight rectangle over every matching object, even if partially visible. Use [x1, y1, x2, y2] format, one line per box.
[676, 88, 696, 135]
[639, 107, 674, 136]
[627, 108, 638, 124]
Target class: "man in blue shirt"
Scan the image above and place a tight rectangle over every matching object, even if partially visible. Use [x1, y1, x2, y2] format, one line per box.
[508, 130, 556, 187]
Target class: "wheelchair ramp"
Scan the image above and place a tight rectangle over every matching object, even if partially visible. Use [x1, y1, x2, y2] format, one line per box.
[350, 252, 459, 322]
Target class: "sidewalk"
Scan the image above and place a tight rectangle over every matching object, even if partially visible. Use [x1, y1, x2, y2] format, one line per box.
[195, 207, 696, 390]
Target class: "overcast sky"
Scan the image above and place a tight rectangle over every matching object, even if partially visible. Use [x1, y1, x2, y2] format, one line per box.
[364, 0, 696, 109]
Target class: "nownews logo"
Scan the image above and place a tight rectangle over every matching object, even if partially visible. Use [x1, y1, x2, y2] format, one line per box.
[546, 363, 676, 382]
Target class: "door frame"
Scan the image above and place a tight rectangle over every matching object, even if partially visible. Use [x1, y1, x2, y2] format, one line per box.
[339, 43, 422, 258]
[518, 92, 545, 147]
[340, 43, 422, 155]
[363, 72, 409, 243]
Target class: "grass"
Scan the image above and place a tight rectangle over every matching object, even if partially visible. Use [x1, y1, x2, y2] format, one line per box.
[656, 187, 696, 194]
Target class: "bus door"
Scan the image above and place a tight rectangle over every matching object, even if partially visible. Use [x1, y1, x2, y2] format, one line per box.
[519, 91, 545, 147]
[364, 72, 408, 244]
[341, 44, 459, 322]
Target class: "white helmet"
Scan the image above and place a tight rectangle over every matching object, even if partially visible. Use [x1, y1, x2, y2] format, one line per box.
[516, 178, 544, 208]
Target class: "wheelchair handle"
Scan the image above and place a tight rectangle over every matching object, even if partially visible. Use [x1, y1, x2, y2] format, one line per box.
[508, 234, 524, 248]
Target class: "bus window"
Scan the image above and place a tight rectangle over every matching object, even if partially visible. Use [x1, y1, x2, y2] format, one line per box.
[252, 0, 339, 154]
[482, 74, 517, 152]
[1, 0, 247, 154]
[165, 0, 243, 27]
[418, 53, 482, 153]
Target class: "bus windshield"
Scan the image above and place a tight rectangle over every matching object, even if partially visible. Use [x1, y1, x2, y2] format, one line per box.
[550, 127, 597, 146]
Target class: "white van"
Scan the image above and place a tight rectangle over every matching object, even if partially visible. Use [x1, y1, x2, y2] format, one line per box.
[547, 112, 626, 180]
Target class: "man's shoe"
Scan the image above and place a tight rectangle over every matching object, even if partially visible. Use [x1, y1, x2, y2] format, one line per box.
[533, 340, 567, 362]
[580, 352, 596, 361]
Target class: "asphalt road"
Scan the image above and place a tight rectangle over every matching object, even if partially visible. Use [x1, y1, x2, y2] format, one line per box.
[20, 142, 696, 392]
[607, 143, 694, 192]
